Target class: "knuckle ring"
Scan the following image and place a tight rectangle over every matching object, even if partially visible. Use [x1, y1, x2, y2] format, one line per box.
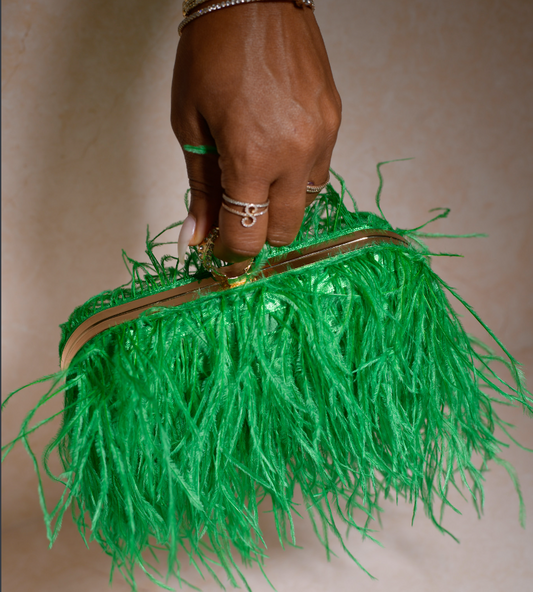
[306, 174, 331, 194]
[222, 194, 269, 228]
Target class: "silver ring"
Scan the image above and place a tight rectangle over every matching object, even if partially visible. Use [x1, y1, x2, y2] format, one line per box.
[306, 174, 330, 194]
[222, 193, 270, 228]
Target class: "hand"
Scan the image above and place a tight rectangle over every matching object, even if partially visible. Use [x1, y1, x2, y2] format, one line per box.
[171, 1, 341, 262]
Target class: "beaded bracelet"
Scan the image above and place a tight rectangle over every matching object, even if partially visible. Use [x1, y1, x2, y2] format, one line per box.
[183, 0, 210, 17]
[183, 0, 212, 16]
[179, 0, 315, 36]
[182, 0, 314, 17]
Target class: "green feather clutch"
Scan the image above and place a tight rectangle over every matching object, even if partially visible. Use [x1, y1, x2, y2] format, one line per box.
[3, 167, 532, 591]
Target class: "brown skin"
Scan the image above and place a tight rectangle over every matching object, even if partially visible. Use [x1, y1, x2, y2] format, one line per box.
[171, 1, 341, 262]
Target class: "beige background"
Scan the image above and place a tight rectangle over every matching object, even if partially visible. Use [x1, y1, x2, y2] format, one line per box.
[2, 0, 532, 590]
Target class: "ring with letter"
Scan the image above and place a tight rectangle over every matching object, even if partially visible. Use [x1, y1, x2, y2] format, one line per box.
[306, 174, 331, 194]
[222, 194, 270, 228]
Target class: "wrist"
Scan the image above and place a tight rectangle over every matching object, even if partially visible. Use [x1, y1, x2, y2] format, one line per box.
[184, 0, 313, 15]
[179, 0, 315, 37]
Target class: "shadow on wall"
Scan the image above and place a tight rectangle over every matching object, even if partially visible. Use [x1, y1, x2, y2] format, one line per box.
[2, 0, 179, 527]
[5, 0, 178, 391]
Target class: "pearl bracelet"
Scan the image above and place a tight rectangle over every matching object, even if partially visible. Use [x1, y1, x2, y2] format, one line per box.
[179, 0, 315, 36]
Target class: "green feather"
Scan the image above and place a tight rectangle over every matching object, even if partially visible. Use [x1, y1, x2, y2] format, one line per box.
[3, 169, 532, 591]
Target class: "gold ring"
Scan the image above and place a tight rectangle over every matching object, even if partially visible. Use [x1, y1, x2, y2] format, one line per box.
[197, 227, 253, 288]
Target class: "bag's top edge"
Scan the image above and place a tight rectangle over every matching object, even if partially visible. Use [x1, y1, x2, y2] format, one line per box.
[58, 190, 396, 358]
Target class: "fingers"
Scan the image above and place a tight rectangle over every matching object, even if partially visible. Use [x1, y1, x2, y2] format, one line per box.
[266, 175, 308, 247]
[215, 167, 316, 260]
[177, 141, 335, 263]
[214, 137, 316, 260]
[306, 157, 333, 207]
[305, 96, 341, 207]
[172, 105, 338, 264]
[214, 176, 271, 262]
[172, 105, 223, 259]
[175, 148, 222, 264]
[183, 141, 335, 262]
[183, 150, 222, 246]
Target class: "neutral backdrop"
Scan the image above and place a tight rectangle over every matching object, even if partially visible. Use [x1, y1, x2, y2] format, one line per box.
[2, 1, 532, 591]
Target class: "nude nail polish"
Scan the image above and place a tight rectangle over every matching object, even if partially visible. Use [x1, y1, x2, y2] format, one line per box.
[178, 215, 196, 264]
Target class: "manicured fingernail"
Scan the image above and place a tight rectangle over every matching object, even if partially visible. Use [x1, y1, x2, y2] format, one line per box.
[178, 215, 196, 264]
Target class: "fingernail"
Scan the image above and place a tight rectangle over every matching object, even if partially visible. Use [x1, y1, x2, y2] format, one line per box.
[178, 215, 196, 264]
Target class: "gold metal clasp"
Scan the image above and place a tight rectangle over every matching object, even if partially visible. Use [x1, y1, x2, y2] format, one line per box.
[198, 227, 254, 288]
